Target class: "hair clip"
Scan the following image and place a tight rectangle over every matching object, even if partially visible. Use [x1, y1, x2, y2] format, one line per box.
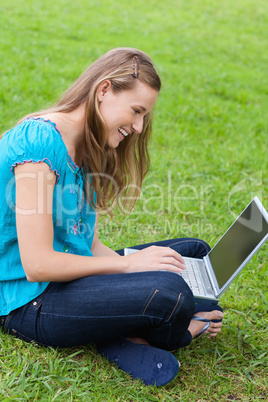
[132, 55, 140, 78]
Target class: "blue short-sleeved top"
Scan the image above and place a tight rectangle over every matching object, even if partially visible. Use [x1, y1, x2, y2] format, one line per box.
[0, 118, 96, 315]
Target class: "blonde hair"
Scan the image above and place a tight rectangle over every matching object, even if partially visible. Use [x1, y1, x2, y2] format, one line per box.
[21, 48, 161, 213]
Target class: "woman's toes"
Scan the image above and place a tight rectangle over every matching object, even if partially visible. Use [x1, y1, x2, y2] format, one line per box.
[207, 333, 218, 338]
[206, 322, 222, 336]
[210, 310, 224, 321]
[195, 310, 223, 322]
[189, 309, 224, 338]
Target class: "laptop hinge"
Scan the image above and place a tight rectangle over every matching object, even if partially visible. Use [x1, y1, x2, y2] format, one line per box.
[204, 255, 219, 296]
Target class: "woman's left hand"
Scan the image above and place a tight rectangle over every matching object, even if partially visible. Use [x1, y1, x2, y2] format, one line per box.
[123, 245, 186, 274]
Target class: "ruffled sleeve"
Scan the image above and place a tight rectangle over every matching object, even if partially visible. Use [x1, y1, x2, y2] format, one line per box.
[6, 118, 66, 182]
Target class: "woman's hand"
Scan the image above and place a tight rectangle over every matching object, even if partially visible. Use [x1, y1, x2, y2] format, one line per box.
[124, 246, 186, 274]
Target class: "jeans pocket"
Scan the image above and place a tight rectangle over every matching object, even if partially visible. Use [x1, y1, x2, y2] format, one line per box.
[167, 292, 183, 322]
[31, 283, 54, 311]
[142, 288, 160, 315]
[0, 316, 7, 327]
[9, 327, 50, 347]
[10, 328, 34, 343]
[142, 285, 185, 323]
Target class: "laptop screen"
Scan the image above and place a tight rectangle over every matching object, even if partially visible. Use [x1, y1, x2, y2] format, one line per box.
[209, 198, 268, 289]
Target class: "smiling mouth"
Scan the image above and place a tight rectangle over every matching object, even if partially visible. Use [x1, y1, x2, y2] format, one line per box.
[118, 128, 129, 137]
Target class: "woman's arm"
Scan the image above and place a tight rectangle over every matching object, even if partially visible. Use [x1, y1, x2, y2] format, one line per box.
[15, 163, 185, 283]
[91, 214, 119, 257]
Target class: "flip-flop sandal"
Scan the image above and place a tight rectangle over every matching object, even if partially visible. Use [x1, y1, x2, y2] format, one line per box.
[97, 337, 180, 386]
[193, 304, 223, 338]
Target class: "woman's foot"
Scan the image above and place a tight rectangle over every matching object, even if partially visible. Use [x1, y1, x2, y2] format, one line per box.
[126, 336, 150, 345]
[188, 309, 224, 338]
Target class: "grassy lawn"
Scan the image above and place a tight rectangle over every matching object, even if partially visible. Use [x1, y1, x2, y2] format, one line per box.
[0, 0, 267, 400]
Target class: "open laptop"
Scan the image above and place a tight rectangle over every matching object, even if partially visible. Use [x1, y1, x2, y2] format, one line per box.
[124, 196, 268, 303]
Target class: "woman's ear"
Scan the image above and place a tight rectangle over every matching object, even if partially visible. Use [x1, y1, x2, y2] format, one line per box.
[97, 80, 112, 102]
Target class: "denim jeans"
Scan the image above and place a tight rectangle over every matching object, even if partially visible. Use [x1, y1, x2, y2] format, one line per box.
[1, 237, 210, 351]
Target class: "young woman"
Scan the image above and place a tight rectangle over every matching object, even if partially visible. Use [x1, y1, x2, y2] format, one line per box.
[0, 48, 223, 386]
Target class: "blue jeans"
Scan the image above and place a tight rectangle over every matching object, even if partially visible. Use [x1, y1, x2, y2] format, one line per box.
[1, 238, 210, 351]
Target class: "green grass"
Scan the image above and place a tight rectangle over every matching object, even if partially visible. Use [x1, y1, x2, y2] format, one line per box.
[0, 0, 267, 400]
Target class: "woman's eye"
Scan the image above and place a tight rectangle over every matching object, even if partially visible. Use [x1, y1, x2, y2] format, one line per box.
[133, 109, 140, 114]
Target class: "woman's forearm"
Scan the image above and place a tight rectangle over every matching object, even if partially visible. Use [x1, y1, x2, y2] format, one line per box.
[26, 249, 128, 283]
[91, 239, 119, 257]
[25, 243, 186, 283]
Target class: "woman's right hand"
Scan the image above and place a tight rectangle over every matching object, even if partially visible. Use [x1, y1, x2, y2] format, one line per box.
[124, 246, 186, 274]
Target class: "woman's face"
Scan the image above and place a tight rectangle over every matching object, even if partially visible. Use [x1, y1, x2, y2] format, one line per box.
[97, 79, 158, 148]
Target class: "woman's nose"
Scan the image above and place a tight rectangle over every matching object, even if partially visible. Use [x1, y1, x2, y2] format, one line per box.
[132, 116, 144, 134]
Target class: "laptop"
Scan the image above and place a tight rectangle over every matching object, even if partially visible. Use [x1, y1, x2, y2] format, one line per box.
[124, 196, 268, 303]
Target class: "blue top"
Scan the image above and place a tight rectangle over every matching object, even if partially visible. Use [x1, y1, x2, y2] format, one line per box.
[0, 118, 96, 315]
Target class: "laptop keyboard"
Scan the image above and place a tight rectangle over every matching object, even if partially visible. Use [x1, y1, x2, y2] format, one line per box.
[179, 259, 204, 296]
